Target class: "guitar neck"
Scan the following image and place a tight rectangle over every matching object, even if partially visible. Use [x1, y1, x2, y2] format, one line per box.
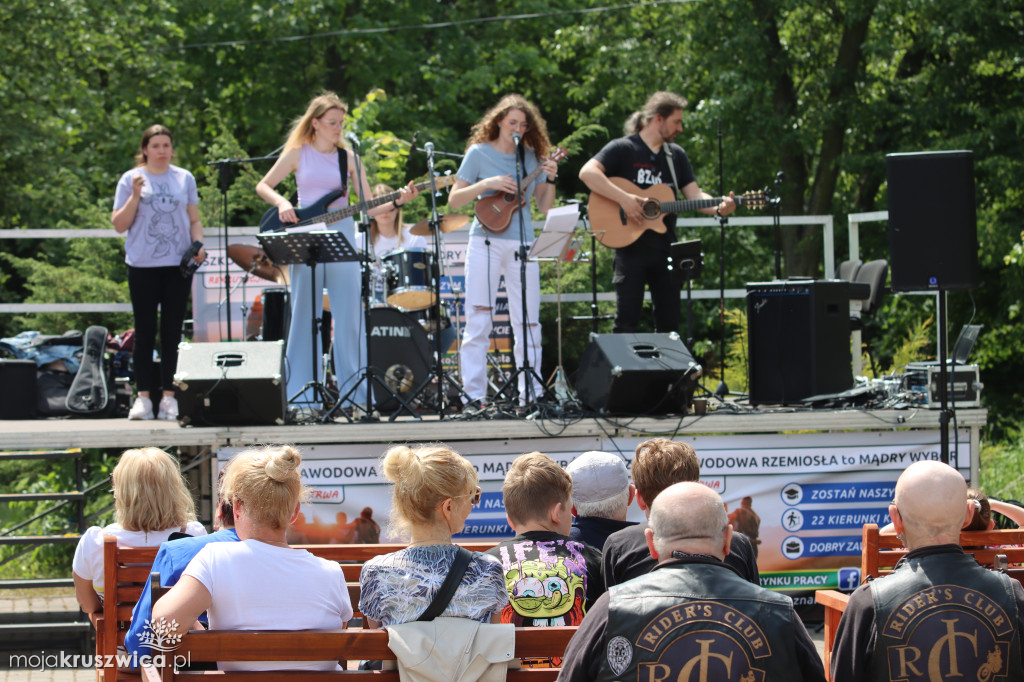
[303, 176, 450, 227]
[659, 197, 732, 214]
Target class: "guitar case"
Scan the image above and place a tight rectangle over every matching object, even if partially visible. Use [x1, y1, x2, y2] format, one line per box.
[66, 325, 113, 416]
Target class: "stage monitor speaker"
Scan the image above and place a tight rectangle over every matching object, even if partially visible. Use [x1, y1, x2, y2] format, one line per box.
[174, 341, 285, 426]
[575, 332, 701, 415]
[886, 150, 978, 291]
[0, 360, 37, 419]
[747, 280, 852, 405]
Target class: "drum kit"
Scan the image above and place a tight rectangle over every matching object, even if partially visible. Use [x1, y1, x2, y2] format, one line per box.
[228, 213, 470, 414]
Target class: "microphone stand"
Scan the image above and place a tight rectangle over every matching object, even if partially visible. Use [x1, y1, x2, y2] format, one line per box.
[713, 120, 729, 400]
[208, 154, 278, 341]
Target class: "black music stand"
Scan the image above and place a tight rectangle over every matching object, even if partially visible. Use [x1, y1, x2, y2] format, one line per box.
[670, 239, 704, 348]
[258, 230, 358, 415]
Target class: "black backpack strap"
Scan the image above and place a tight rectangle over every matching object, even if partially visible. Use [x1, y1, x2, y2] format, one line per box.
[418, 546, 473, 622]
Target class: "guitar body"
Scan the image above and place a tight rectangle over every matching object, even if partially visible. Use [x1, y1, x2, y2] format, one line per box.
[474, 192, 525, 234]
[587, 178, 676, 249]
[259, 190, 348, 233]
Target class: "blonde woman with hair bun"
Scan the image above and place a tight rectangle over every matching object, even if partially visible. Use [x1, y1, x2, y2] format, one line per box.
[153, 445, 353, 672]
[359, 444, 507, 628]
[72, 447, 206, 625]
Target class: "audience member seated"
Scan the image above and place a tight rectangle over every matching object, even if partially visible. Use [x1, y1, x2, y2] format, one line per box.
[72, 447, 206, 626]
[565, 450, 636, 551]
[557, 482, 825, 682]
[602, 438, 759, 589]
[486, 451, 603, 667]
[831, 461, 1024, 682]
[965, 487, 994, 531]
[124, 457, 240, 660]
[358, 444, 508, 628]
[152, 445, 352, 672]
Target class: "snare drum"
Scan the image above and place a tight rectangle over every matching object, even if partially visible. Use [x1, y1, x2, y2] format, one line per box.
[383, 248, 436, 311]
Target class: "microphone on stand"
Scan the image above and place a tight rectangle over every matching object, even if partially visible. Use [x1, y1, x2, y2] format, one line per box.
[424, 141, 435, 172]
[344, 131, 361, 149]
[512, 133, 521, 146]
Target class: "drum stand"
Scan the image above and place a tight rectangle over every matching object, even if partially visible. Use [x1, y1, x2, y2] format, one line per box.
[408, 145, 473, 418]
[258, 230, 358, 416]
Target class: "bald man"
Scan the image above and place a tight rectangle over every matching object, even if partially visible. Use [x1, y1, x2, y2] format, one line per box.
[831, 461, 1024, 682]
[557, 482, 824, 682]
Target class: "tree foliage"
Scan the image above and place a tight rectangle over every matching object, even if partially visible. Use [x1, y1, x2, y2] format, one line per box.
[1, 0, 1022, 433]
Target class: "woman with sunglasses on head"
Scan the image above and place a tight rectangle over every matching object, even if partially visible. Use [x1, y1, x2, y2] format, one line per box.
[358, 444, 507, 627]
[256, 92, 417, 413]
[448, 94, 559, 412]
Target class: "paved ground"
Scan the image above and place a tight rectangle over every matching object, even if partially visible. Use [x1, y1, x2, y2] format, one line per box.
[0, 588, 827, 680]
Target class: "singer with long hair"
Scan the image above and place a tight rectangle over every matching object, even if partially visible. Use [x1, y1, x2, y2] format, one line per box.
[257, 92, 416, 415]
[448, 94, 558, 413]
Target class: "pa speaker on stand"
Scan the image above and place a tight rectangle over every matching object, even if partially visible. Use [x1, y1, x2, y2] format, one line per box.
[574, 332, 702, 415]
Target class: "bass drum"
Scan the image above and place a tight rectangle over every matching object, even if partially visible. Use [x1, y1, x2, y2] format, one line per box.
[383, 248, 436, 311]
[369, 308, 431, 410]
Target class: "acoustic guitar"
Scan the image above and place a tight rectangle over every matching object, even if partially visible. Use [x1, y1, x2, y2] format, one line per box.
[475, 147, 568, 234]
[259, 174, 457, 233]
[588, 177, 768, 248]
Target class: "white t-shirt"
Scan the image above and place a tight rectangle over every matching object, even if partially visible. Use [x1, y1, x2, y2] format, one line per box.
[72, 521, 208, 594]
[113, 165, 199, 268]
[184, 539, 353, 671]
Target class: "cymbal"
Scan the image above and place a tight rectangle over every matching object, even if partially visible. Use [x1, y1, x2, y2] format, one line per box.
[227, 244, 287, 285]
[409, 214, 471, 236]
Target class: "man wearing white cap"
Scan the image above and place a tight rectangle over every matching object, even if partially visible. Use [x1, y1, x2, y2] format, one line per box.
[566, 451, 636, 551]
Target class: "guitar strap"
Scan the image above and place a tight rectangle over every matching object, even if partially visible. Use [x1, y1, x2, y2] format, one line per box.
[662, 143, 681, 195]
[337, 149, 349, 195]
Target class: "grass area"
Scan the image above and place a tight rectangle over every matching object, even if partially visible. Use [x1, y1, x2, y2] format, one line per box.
[979, 431, 1024, 502]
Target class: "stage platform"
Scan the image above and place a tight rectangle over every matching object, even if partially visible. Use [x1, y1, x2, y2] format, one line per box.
[0, 407, 987, 465]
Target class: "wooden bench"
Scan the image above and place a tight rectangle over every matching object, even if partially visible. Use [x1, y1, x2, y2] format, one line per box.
[96, 537, 495, 681]
[815, 524, 1024, 680]
[138, 626, 576, 681]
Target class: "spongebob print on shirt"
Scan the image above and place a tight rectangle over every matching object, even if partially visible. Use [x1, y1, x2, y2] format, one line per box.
[491, 537, 590, 627]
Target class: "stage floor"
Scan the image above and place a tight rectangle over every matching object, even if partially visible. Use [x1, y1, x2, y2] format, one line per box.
[0, 407, 988, 453]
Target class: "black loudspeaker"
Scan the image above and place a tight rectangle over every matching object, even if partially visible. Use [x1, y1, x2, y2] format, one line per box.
[886, 150, 978, 291]
[173, 341, 286, 426]
[747, 280, 852, 405]
[0, 360, 37, 419]
[575, 333, 702, 415]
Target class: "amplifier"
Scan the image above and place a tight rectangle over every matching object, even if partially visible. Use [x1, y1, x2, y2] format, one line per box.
[174, 341, 286, 426]
[904, 362, 982, 408]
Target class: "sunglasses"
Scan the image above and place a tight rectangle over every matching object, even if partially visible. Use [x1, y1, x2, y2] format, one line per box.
[454, 487, 482, 506]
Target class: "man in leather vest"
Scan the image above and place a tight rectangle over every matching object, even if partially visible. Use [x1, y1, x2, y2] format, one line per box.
[557, 482, 824, 682]
[831, 460, 1024, 682]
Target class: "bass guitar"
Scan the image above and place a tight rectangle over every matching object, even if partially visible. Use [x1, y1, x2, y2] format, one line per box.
[475, 147, 568, 234]
[587, 178, 768, 248]
[259, 174, 458, 233]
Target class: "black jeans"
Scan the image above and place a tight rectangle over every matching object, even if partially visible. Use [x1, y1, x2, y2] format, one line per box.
[612, 244, 681, 333]
[127, 265, 192, 393]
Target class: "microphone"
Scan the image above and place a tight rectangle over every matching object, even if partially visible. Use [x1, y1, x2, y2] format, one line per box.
[424, 141, 435, 172]
[424, 141, 434, 155]
[344, 131, 361, 149]
[512, 133, 521, 146]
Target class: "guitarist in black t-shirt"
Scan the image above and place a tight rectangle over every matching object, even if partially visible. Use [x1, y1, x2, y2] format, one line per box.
[579, 91, 736, 333]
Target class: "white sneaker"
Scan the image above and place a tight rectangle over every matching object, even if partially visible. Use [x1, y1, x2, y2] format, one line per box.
[128, 396, 154, 420]
[157, 395, 179, 421]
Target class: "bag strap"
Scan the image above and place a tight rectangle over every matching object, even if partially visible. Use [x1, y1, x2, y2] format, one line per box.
[337, 149, 349, 195]
[418, 546, 473, 622]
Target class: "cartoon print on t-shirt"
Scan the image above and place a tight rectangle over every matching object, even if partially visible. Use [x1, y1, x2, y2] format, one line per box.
[504, 557, 586, 626]
[143, 182, 181, 259]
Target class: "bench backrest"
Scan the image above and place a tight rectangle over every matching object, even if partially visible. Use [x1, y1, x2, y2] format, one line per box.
[861, 523, 1024, 582]
[99, 538, 497, 678]
[143, 626, 576, 682]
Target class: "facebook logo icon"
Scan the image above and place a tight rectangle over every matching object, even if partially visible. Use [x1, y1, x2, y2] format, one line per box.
[838, 567, 861, 592]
